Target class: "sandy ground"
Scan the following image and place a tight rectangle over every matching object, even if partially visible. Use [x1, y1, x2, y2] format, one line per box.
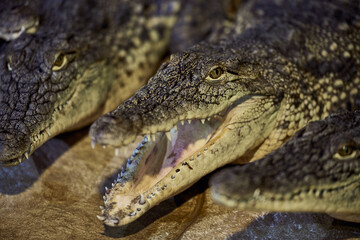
[1, 127, 360, 240]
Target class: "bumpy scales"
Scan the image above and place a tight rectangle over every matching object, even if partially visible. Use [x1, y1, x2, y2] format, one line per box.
[211, 111, 360, 223]
[90, 0, 360, 226]
[0, 0, 227, 165]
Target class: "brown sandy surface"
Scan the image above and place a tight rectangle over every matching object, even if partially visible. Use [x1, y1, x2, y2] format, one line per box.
[1, 128, 360, 240]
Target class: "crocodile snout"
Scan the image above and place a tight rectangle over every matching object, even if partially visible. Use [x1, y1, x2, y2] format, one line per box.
[89, 115, 138, 147]
[0, 129, 30, 166]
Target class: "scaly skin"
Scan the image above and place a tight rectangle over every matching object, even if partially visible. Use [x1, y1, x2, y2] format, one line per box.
[211, 111, 360, 223]
[90, 0, 360, 226]
[0, 0, 227, 166]
[0, 0, 40, 41]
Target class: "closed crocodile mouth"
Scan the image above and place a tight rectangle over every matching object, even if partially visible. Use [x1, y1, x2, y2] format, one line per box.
[211, 171, 360, 213]
[97, 95, 276, 226]
[0, 87, 77, 167]
[0, 19, 39, 41]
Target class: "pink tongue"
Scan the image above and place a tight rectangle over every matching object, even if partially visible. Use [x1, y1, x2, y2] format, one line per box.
[165, 120, 220, 167]
[131, 119, 221, 193]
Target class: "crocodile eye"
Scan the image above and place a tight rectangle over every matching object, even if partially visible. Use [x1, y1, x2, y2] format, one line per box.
[209, 67, 224, 79]
[338, 145, 354, 156]
[52, 53, 68, 71]
[333, 141, 358, 160]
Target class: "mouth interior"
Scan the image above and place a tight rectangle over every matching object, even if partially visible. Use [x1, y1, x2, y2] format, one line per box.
[123, 96, 267, 196]
[132, 118, 222, 193]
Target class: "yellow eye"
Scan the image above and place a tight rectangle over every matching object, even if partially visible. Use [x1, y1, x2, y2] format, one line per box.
[333, 141, 357, 160]
[209, 67, 224, 79]
[52, 53, 67, 71]
[338, 144, 354, 156]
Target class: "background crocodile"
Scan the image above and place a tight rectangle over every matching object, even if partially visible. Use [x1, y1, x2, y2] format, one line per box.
[0, 0, 40, 41]
[210, 111, 360, 223]
[0, 0, 230, 166]
[90, 0, 360, 226]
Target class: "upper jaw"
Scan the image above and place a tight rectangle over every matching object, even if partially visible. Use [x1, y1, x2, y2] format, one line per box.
[97, 95, 281, 226]
[89, 91, 259, 148]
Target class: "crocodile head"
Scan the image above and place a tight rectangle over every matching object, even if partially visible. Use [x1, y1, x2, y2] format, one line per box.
[0, 1, 39, 41]
[210, 111, 360, 221]
[0, 29, 111, 166]
[90, 36, 292, 226]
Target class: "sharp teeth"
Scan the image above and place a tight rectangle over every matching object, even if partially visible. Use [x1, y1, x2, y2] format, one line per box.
[150, 134, 156, 141]
[253, 188, 261, 198]
[45, 129, 51, 137]
[108, 218, 119, 225]
[102, 145, 106, 149]
[115, 148, 120, 156]
[180, 120, 184, 125]
[139, 194, 146, 205]
[99, 206, 104, 210]
[201, 119, 205, 124]
[172, 125, 177, 131]
[97, 215, 106, 221]
[111, 183, 115, 187]
[207, 117, 211, 121]
[165, 131, 171, 141]
[91, 141, 95, 149]
[187, 119, 191, 124]
[105, 186, 108, 191]
[129, 211, 136, 216]
[24, 152, 29, 159]
[103, 195, 107, 201]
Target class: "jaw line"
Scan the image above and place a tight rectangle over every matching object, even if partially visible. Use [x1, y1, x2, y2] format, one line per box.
[98, 95, 281, 226]
[0, 85, 78, 166]
[211, 175, 360, 214]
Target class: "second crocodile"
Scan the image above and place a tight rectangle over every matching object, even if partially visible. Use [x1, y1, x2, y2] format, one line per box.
[211, 111, 360, 223]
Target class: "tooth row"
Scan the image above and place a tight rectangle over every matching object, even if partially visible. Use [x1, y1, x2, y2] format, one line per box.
[147, 115, 221, 142]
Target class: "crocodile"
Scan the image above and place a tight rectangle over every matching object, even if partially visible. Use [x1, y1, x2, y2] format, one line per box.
[90, 0, 360, 226]
[0, 0, 229, 166]
[0, 0, 40, 41]
[210, 111, 360, 223]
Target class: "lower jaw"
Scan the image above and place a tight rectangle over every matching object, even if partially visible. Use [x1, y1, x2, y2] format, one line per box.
[101, 99, 280, 226]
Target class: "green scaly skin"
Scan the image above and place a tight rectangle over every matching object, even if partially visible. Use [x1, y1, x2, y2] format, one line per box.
[211, 111, 360, 223]
[90, 0, 360, 226]
[0, 0, 228, 166]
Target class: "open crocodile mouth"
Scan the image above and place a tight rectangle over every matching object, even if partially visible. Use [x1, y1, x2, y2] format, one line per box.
[97, 95, 280, 226]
